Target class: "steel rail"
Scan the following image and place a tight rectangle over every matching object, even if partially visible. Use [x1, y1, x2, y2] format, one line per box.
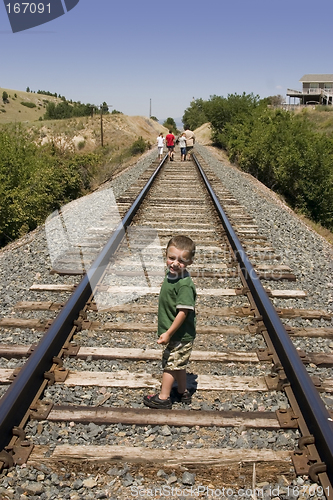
[193, 153, 333, 483]
[0, 154, 168, 453]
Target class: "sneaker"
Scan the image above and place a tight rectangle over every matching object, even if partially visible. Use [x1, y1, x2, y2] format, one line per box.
[143, 393, 172, 409]
[177, 389, 192, 404]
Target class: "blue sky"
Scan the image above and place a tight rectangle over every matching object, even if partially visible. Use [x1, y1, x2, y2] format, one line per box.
[1, 0, 333, 124]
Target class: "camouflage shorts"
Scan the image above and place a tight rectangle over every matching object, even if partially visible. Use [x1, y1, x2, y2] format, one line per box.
[162, 341, 193, 371]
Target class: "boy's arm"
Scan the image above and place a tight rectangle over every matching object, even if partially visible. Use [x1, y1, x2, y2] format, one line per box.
[157, 308, 189, 345]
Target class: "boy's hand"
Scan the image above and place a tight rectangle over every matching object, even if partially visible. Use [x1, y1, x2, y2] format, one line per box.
[157, 332, 172, 345]
[157, 310, 189, 345]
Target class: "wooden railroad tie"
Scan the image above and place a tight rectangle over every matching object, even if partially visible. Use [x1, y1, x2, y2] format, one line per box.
[1, 345, 333, 368]
[1, 367, 333, 393]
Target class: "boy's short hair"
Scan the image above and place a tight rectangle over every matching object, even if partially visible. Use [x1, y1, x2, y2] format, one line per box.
[166, 235, 196, 259]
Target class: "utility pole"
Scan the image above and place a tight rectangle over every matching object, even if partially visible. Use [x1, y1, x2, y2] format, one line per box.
[100, 105, 104, 147]
[100, 103, 112, 146]
[149, 98, 151, 118]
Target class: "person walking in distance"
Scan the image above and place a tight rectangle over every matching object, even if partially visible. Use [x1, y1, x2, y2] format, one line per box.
[184, 127, 195, 160]
[165, 130, 175, 161]
[178, 131, 187, 161]
[156, 133, 165, 160]
[143, 235, 196, 409]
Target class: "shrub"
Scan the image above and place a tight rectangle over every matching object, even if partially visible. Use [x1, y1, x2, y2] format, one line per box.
[21, 101, 37, 108]
[0, 124, 100, 247]
[130, 136, 148, 155]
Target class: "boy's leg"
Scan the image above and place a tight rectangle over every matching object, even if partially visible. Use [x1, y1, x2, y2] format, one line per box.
[159, 369, 186, 399]
[173, 369, 187, 394]
[159, 370, 175, 399]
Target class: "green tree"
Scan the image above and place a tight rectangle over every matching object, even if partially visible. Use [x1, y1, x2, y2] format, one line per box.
[101, 102, 109, 114]
[263, 94, 285, 107]
[2, 91, 8, 103]
[163, 117, 178, 134]
[182, 98, 209, 130]
[44, 102, 56, 119]
[207, 92, 261, 142]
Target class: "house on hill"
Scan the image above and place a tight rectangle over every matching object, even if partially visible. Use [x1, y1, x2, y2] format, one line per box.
[287, 74, 333, 105]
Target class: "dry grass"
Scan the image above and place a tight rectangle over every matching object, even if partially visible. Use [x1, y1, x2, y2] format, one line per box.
[193, 122, 213, 145]
[294, 106, 333, 135]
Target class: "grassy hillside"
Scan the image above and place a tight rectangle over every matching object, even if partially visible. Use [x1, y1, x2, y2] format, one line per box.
[0, 87, 167, 154]
[0, 87, 62, 122]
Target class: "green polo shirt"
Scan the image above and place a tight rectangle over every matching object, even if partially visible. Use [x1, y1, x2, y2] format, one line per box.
[158, 271, 196, 343]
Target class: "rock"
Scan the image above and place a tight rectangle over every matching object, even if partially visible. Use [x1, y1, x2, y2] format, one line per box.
[160, 425, 172, 436]
[22, 481, 44, 495]
[122, 473, 134, 486]
[83, 477, 97, 488]
[182, 471, 195, 486]
[107, 468, 120, 476]
[72, 479, 84, 490]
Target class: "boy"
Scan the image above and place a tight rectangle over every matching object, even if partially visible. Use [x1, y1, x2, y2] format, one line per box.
[143, 235, 196, 409]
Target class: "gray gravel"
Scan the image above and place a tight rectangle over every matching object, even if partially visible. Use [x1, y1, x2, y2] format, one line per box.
[0, 461, 327, 500]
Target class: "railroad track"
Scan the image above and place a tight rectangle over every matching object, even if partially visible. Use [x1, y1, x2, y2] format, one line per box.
[0, 146, 333, 499]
